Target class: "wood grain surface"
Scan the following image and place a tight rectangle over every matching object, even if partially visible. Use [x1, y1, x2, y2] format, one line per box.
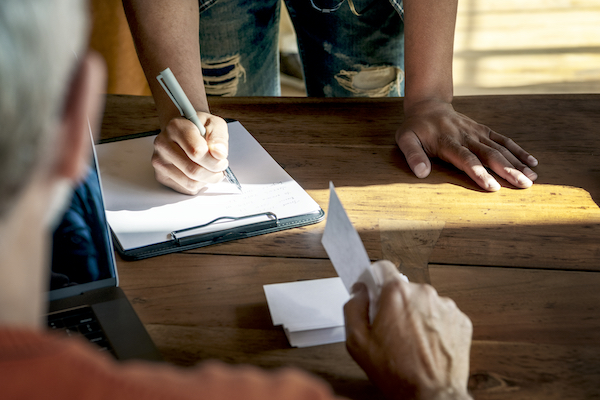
[103, 94, 600, 399]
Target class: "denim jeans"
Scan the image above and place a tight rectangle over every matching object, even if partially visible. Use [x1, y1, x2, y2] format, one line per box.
[198, 0, 404, 97]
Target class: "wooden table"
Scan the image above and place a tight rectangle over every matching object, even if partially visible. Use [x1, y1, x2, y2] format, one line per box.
[101, 94, 600, 400]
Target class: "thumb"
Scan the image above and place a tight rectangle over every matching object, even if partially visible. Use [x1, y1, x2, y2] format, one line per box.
[205, 118, 229, 160]
[344, 283, 371, 351]
[395, 128, 431, 179]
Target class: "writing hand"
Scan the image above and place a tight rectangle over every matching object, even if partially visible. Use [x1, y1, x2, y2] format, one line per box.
[152, 112, 229, 194]
[344, 260, 473, 400]
[396, 99, 538, 191]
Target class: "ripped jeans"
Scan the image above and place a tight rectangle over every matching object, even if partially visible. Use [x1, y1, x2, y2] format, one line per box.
[198, 0, 404, 97]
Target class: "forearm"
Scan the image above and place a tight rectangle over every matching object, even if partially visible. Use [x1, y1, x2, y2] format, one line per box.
[402, 0, 458, 111]
[122, 0, 208, 129]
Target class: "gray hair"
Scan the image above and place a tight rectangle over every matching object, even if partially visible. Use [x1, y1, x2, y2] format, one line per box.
[0, 0, 88, 218]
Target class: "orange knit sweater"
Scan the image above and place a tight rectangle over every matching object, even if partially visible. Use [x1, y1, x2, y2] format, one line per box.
[0, 327, 342, 400]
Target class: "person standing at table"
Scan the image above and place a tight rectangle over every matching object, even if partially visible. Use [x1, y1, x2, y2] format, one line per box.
[122, 0, 539, 195]
[0, 1, 474, 399]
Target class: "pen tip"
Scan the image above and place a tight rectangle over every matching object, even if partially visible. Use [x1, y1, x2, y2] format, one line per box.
[224, 167, 242, 193]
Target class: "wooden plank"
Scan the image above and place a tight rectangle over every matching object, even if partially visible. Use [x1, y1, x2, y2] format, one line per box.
[100, 94, 160, 140]
[117, 255, 600, 346]
[468, 341, 600, 400]
[469, 341, 600, 400]
[143, 324, 375, 400]
[100, 95, 600, 151]
[430, 265, 600, 346]
[116, 254, 338, 328]
[143, 325, 600, 400]
[117, 254, 600, 400]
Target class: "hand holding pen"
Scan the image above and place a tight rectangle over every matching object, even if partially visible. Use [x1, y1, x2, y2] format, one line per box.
[151, 68, 241, 195]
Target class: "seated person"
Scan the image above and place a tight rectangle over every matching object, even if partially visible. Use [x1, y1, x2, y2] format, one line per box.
[0, 1, 472, 399]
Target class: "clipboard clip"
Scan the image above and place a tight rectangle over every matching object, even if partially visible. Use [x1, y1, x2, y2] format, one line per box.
[171, 212, 279, 246]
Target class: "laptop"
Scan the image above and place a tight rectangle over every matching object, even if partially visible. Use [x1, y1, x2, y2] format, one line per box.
[46, 133, 162, 362]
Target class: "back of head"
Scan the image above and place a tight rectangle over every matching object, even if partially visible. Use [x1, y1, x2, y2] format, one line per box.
[0, 0, 88, 219]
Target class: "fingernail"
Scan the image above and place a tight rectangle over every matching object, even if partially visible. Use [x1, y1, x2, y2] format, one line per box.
[413, 162, 428, 178]
[516, 174, 533, 188]
[486, 179, 501, 191]
[523, 167, 538, 181]
[211, 143, 228, 159]
[527, 155, 538, 167]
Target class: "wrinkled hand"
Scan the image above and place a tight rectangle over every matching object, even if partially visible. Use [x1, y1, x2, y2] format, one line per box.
[396, 99, 538, 191]
[344, 260, 473, 400]
[152, 112, 229, 194]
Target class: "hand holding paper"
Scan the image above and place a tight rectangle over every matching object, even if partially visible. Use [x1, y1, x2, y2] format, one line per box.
[264, 183, 473, 400]
[264, 182, 406, 348]
[321, 182, 407, 323]
[344, 260, 474, 400]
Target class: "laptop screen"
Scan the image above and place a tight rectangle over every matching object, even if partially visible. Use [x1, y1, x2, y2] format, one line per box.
[49, 144, 118, 301]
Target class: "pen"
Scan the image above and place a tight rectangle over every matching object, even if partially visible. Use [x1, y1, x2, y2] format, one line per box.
[157, 67, 242, 192]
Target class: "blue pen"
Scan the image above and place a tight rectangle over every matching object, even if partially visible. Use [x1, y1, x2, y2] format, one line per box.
[157, 67, 242, 192]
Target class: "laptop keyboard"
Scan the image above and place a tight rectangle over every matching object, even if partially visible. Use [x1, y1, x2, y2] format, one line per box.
[47, 306, 115, 357]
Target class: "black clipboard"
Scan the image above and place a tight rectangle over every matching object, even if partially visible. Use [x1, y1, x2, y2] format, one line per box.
[98, 122, 324, 261]
[111, 210, 324, 260]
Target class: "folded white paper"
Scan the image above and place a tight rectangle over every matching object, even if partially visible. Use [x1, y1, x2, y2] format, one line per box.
[263, 277, 348, 348]
[284, 326, 347, 348]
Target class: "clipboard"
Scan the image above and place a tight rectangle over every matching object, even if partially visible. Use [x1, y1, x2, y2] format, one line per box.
[96, 121, 324, 260]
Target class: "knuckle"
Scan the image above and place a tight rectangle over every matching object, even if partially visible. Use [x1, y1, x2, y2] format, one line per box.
[503, 137, 515, 147]
[208, 116, 227, 131]
[388, 278, 404, 291]
[442, 297, 458, 310]
[164, 119, 185, 138]
[395, 129, 412, 146]
[438, 131, 458, 148]
[421, 283, 439, 298]
[164, 119, 177, 132]
[151, 153, 167, 170]
[344, 329, 363, 352]
[153, 135, 169, 152]
[511, 159, 527, 170]
[187, 144, 207, 161]
[483, 147, 502, 161]
[184, 162, 203, 179]
[462, 149, 479, 163]
[480, 126, 493, 138]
